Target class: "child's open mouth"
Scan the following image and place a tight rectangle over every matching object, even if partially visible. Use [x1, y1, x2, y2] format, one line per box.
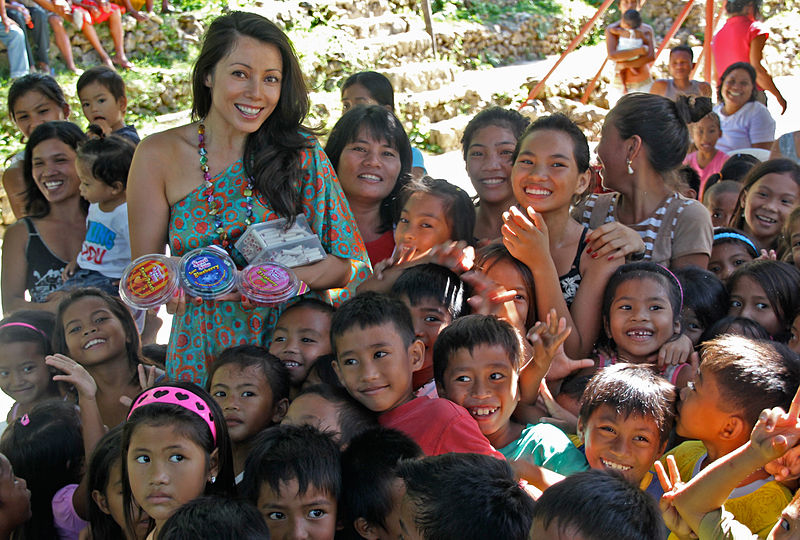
[600, 458, 632, 471]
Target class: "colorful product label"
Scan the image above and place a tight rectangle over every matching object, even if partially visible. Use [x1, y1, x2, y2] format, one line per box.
[242, 263, 292, 295]
[182, 253, 233, 292]
[125, 259, 171, 300]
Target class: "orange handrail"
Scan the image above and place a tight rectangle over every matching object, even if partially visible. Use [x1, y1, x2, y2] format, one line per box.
[519, 0, 616, 109]
[653, 0, 695, 61]
[703, 0, 715, 81]
[691, 0, 725, 79]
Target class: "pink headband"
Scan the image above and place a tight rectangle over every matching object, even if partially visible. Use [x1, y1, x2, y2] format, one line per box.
[0, 322, 47, 339]
[128, 386, 217, 444]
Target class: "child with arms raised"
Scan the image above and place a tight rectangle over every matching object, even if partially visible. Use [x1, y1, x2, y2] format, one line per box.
[330, 292, 503, 458]
[240, 424, 339, 540]
[667, 335, 799, 537]
[390, 262, 468, 397]
[0, 310, 60, 423]
[659, 383, 800, 540]
[122, 383, 235, 539]
[434, 314, 588, 487]
[207, 345, 289, 481]
[268, 298, 334, 397]
[53, 289, 144, 427]
[503, 113, 622, 358]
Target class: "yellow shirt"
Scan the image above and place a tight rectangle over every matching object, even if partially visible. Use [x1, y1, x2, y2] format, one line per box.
[662, 441, 790, 539]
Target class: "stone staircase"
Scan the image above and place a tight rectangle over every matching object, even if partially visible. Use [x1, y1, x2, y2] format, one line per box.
[247, 0, 603, 153]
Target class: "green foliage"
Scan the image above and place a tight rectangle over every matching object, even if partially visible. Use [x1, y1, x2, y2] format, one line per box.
[433, 0, 563, 23]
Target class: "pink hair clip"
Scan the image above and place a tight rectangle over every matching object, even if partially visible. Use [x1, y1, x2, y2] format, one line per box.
[20, 414, 30, 426]
[128, 386, 217, 443]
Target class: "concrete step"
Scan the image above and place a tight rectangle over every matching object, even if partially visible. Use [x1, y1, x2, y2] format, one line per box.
[338, 13, 421, 39]
[357, 29, 435, 67]
[381, 60, 460, 92]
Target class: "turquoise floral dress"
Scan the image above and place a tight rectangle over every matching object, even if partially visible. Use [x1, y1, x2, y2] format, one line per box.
[167, 137, 370, 385]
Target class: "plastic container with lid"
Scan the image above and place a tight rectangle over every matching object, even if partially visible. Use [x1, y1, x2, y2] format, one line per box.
[237, 262, 303, 306]
[235, 214, 325, 267]
[179, 246, 237, 300]
[119, 254, 179, 309]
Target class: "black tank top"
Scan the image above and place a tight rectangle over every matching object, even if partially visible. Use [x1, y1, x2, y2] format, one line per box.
[23, 218, 67, 303]
[559, 226, 589, 308]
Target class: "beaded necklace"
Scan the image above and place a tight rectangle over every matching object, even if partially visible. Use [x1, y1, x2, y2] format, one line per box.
[198, 123, 254, 251]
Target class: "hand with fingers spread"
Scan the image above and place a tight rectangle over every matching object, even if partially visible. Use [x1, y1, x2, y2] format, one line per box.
[46, 353, 97, 400]
[460, 270, 521, 328]
[527, 310, 594, 382]
[655, 456, 698, 539]
[585, 222, 645, 261]
[501, 205, 549, 269]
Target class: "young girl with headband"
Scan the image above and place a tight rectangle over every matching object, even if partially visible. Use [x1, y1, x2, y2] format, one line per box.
[597, 262, 693, 387]
[708, 228, 758, 283]
[121, 382, 234, 539]
[0, 311, 61, 423]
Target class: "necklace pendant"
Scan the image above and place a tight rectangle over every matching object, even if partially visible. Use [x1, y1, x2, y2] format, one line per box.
[243, 188, 253, 197]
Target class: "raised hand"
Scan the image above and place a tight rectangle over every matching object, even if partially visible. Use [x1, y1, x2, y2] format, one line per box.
[751, 384, 800, 464]
[655, 456, 698, 539]
[502, 205, 548, 269]
[46, 354, 97, 400]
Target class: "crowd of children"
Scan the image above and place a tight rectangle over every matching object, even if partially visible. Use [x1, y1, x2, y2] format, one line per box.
[3, 6, 800, 540]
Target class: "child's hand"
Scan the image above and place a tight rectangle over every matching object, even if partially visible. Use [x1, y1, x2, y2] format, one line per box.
[585, 222, 645, 261]
[757, 249, 778, 261]
[655, 456, 698, 539]
[502, 205, 548, 269]
[119, 363, 164, 408]
[765, 444, 800, 482]
[62, 259, 78, 282]
[658, 334, 693, 367]
[421, 240, 475, 275]
[526, 310, 592, 380]
[372, 243, 418, 280]
[46, 354, 97, 400]
[750, 385, 800, 464]
[460, 270, 521, 328]
[54, 0, 72, 15]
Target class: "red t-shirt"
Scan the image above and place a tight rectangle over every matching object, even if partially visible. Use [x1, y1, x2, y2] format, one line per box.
[379, 397, 505, 459]
[711, 15, 769, 85]
[365, 229, 395, 267]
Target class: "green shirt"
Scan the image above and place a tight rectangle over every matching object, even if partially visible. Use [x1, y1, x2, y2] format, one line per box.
[499, 423, 590, 476]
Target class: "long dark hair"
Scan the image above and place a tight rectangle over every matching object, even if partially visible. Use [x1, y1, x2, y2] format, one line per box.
[121, 382, 235, 537]
[8, 73, 69, 122]
[87, 427, 128, 540]
[607, 94, 711, 174]
[0, 400, 83, 540]
[52, 288, 142, 380]
[191, 11, 315, 220]
[23, 121, 87, 218]
[729, 159, 800, 246]
[325, 105, 413, 233]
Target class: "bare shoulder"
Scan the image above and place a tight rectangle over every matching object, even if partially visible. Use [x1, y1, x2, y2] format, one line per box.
[650, 79, 668, 95]
[2, 219, 28, 252]
[136, 123, 195, 160]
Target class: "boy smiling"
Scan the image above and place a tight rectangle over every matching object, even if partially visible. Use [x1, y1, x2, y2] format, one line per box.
[331, 292, 502, 458]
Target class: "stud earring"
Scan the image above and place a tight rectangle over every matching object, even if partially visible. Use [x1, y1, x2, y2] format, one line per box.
[210, 476, 216, 484]
[626, 159, 634, 175]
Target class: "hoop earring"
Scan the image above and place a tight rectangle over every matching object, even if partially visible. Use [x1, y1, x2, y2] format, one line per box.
[626, 159, 634, 175]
